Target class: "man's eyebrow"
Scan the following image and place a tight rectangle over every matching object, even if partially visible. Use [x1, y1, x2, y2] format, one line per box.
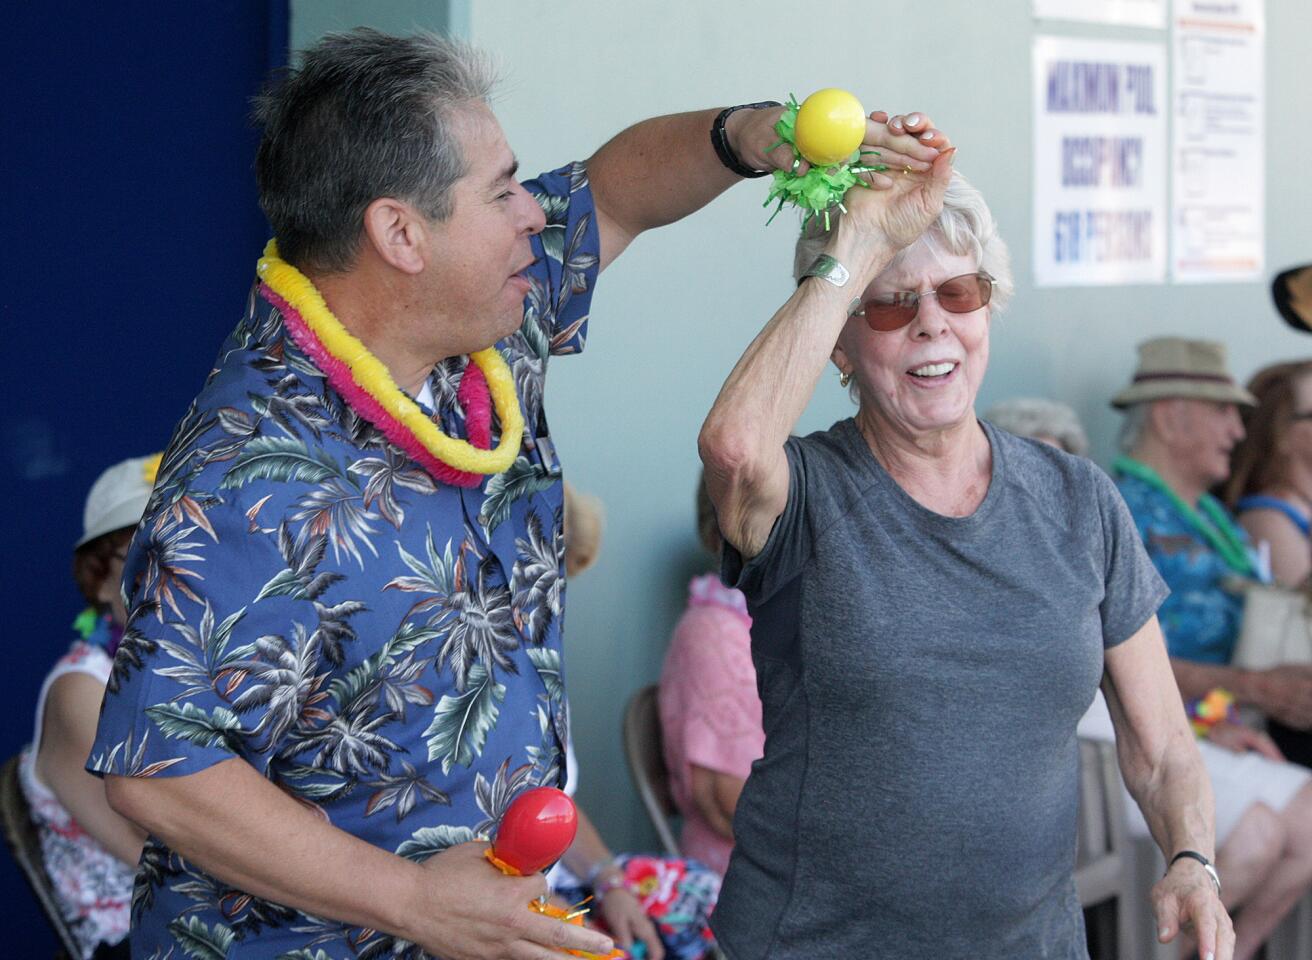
[493, 157, 520, 186]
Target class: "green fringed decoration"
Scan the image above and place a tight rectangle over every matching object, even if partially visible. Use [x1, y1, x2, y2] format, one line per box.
[72, 606, 100, 641]
[764, 95, 886, 231]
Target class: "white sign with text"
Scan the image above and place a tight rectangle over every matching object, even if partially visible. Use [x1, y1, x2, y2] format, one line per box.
[1033, 36, 1168, 286]
[1171, 0, 1265, 283]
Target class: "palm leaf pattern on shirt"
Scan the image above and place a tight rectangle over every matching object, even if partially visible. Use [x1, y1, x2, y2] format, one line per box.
[383, 527, 463, 622]
[472, 757, 536, 836]
[289, 690, 402, 777]
[436, 554, 520, 691]
[424, 661, 506, 774]
[290, 476, 380, 568]
[511, 508, 562, 645]
[146, 701, 244, 753]
[479, 456, 560, 534]
[395, 823, 477, 863]
[152, 601, 253, 702]
[90, 162, 597, 955]
[168, 916, 235, 960]
[249, 373, 335, 440]
[363, 760, 450, 821]
[254, 524, 343, 603]
[228, 623, 330, 752]
[348, 448, 438, 529]
[141, 522, 206, 622]
[218, 436, 342, 489]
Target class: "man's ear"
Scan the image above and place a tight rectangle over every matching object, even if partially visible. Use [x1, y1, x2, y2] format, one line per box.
[362, 197, 428, 275]
[1149, 399, 1184, 445]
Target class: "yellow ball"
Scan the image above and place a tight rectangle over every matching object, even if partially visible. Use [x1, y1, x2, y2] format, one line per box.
[794, 88, 867, 167]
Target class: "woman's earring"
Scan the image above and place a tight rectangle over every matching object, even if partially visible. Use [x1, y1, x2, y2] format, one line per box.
[838, 370, 853, 388]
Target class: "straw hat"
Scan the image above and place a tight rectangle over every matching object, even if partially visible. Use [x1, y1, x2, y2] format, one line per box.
[1273, 264, 1312, 334]
[76, 453, 162, 548]
[562, 482, 605, 577]
[1111, 337, 1256, 409]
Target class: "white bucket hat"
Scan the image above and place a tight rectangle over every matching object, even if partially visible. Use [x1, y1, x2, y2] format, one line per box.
[76, 453, 162, 548]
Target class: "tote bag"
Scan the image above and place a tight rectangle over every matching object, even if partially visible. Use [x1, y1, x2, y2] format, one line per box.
[1233, 583, 1312, 670]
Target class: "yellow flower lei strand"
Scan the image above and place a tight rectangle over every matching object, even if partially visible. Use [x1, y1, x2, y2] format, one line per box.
[257, 240, 523, 479]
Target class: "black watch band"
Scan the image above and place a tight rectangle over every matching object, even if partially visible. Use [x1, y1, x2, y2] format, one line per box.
[710, 101, 781, 179]
[1168, 850, 1221, 896]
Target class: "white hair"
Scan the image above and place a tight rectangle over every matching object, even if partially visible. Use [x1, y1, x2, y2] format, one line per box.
[983, 398, 1089, 456]
[793, 171, 1014, 313]
[1117, 403, 1150, 453]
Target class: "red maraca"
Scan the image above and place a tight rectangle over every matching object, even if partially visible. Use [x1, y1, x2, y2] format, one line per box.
[485, 786, 579, 876]
[485, 788, 625, 959]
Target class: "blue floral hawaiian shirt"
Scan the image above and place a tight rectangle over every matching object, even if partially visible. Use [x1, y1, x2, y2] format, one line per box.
[89, 162, 599, 959]
[1115, 470, 1256, 665]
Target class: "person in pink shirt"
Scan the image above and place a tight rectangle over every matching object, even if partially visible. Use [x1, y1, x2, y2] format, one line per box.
[658, 475, 764, 876]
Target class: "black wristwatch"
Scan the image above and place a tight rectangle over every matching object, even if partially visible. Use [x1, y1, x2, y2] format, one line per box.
[710, 101, 781, 178]
[1169, 850, 1221, 896]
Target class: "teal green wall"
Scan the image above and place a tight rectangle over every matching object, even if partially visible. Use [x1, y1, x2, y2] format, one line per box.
[290, 0, 465, 51]
[289, 0, 1312, 855]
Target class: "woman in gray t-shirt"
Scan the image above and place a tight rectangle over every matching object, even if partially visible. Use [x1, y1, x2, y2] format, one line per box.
[698, 111, 1233, 960]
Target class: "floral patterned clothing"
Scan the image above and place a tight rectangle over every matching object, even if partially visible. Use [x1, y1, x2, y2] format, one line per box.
[554, 855, 721, 960]
[658, 574, 763, 876]
[1114, 470, 1258, 664]
[88, 162, 599, 958]
[21, 638, 134, 959]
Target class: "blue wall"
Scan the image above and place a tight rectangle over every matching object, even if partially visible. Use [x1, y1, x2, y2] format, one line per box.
[0, 1, 284, 948]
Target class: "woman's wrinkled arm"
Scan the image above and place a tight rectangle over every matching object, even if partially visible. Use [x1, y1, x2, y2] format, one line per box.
[698, 117, 953, 560]
[1105, 616, 1211, 857]
[697, 275, 864, 559]
[1103, 615, 1234, 959]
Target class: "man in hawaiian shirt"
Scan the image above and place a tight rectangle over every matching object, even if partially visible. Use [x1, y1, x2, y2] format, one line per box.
[89, 29, 944, 960]
[1112, 337, 1312, 734]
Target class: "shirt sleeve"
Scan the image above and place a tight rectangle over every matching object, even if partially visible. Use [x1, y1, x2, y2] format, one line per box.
[88, 498, 321, 780]
[721, 437, 814, 605]
[522, 161, 600, 357]
[668, 609, 764, 780]
[1096, 468, 1169, 648]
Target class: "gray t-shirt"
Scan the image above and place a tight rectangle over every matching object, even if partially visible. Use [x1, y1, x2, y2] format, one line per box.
[713, 418, 1166, 960]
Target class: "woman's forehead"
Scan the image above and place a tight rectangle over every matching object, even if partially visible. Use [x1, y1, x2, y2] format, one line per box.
[872, 235, 978, 289]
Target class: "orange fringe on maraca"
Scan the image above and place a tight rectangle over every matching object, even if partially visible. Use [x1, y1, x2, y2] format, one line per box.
[531, 899, 626, 959]
[485, 849, 625, 958]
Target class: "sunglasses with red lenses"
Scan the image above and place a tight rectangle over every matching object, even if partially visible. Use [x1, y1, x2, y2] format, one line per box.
[851, 272, 996, 332]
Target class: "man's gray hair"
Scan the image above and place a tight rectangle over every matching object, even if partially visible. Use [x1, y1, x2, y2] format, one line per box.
[1117, 402, 1150, 453]
[983, 398, 1089, 456]
[253, 28, 499, 273]
[793, 172, 1014, 314]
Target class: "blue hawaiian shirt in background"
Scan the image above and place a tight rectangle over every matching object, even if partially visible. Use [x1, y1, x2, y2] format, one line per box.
[89, 162, 599, 959]
[1115, 471, 1255, 665]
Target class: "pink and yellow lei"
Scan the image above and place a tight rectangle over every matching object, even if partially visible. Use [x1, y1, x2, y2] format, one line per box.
[256, 240, 523, 487]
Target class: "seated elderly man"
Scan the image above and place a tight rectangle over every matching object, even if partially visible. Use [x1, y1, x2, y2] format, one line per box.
[1113, 336, 1312, 960]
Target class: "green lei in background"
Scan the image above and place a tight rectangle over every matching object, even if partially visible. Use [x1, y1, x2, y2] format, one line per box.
[1113, 455, 1256, 577]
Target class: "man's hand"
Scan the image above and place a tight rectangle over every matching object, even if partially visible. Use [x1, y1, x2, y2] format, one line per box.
[1250, 665, 1312, 730]
[596, 884, 664, 960]
[1206, 720, 1285, 760]
[1151, 858, 1235, 960]
[725, 103, 944, 181]
[721, 104, 789, 174]
[414, 842, 616, 960]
